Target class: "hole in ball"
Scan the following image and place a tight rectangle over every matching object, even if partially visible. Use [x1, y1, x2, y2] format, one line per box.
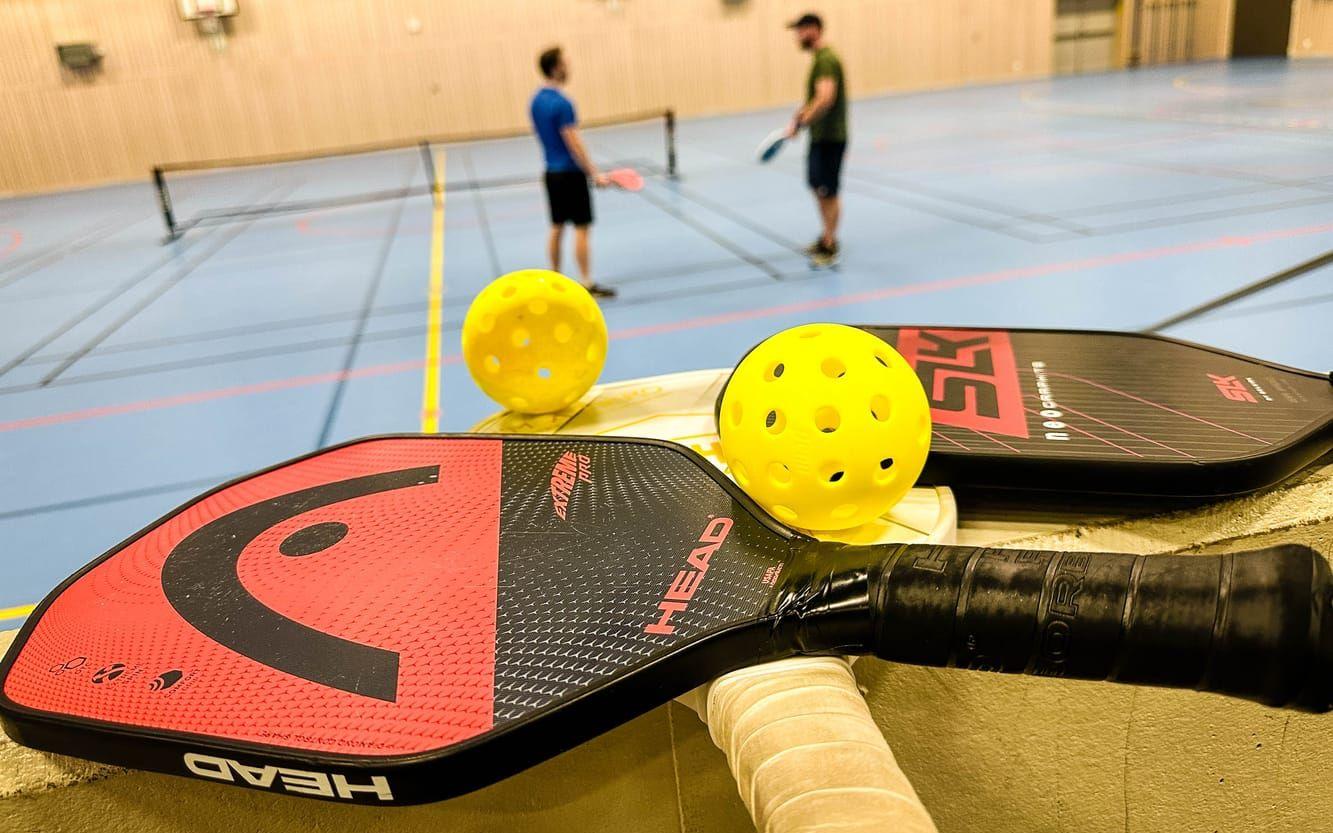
[512, 328, 531, 348]
[554, 323, 573, 343]
[874, 353, 889, 368]
[484, 355, 501, 374]
[814, 406, 840, 433]
[729, 401, 744, 427]
[828, 470, 844, 483]
[769, 462, 792, 485]
[537, 367, 552, 379]
[765, 410, 787, 434]
[880, 458, 894, 470]
[870, 394, 891, 422]
[821, 358, 847, 379]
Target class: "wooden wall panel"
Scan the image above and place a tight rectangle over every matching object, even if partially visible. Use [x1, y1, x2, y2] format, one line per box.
[1291, 0, 1333, 56]
[1, 0, 1054, 195]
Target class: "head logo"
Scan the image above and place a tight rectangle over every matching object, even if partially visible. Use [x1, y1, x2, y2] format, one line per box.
[645, 517, 734, 636]
[1208, 374, 1258, 403]
[549, 452, 592, 520]
[183, 753, 393, 801]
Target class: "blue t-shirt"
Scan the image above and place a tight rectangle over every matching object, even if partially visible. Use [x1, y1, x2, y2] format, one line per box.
[530, 87, 579, 173]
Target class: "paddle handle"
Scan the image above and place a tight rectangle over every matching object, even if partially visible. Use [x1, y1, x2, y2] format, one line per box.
[691, 657, 936, 833]
[870, 544, 1333, 710]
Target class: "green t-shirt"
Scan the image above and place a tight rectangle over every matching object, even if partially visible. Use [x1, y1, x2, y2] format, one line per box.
[806, 46, 847, 143]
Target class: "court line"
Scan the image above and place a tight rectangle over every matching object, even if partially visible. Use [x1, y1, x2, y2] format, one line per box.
[38, 183, 297, 383]
[316, 155, 420, 448]
[0, 191, 261, 381]
[461, 149, 503, 276]
[3, 219, 1331, 435]
[420, 150, 447, 432]
[0, 604, 36, 621]
[0, 229, 21, 258]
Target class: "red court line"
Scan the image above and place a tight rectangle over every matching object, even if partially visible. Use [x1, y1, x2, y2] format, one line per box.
[3, 221, 1331, 435]
[0, 229, 22, 259]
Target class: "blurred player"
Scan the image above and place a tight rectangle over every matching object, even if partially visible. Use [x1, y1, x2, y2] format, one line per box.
[786, 13, 847, 268]
[530, 47, 616, 298]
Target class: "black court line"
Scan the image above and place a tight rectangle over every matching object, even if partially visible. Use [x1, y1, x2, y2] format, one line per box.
[40, 182, 300, 385]
[839, 177, 1053, 243]
[656, 180, 808, 256]
[0, 214, 141, 288]
[1011, 181, 1287, 222]
[1025, 192, 1333, 243]
[1051, 147, 1333, 193]
[0, 186, 274, 381]
[674, 138, 1055, 244]
[461, 149, 504, 277]
[846, 168, 1094, 237]
[0, 473, 240, 522]
[1146, 247, 1333, 332]
[630, 185, 786, 280]
[12, 256, 805, 371]
[316, 156, 419, 448]
[0, 265, 821, 394]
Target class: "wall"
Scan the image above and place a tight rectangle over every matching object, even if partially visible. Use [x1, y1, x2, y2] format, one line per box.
[1290, 0, 1333, 56]
[1117, 0, 1234, 65]
[0, 0, 1054, 196]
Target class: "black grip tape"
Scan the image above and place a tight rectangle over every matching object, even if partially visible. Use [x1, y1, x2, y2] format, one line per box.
[871, 544, 1333, 711]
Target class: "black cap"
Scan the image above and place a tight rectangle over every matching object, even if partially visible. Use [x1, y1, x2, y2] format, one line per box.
[787, 12, 822, 29]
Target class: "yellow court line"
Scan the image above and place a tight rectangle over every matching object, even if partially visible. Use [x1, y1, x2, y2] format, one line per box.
[0, 603, 36, 621]
[420, 150, 447, 433]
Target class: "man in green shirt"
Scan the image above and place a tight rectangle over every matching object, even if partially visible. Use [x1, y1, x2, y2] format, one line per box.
[786, 12, 847, 267]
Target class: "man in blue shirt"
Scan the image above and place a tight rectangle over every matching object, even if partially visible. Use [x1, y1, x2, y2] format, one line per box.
[530, 47, 615, 298]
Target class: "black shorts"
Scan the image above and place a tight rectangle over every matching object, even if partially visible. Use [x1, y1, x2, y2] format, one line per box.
[543, 170, 593, 226]
[807, 141, 846, 198]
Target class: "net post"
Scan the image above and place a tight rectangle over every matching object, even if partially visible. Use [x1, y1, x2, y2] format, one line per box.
[152, 166, 180, 242]
[419, 140, 440, 206]
[664, 109, 678, 179]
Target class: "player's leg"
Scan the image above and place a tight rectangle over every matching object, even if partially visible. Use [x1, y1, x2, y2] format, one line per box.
[810, 142, 845, 267]
[548, 225, 563, 272]
[804, 146, 826, 257]
[543, 171, 567, 271]
[574, 224, 591, 282]
[569, 173, 615, 298]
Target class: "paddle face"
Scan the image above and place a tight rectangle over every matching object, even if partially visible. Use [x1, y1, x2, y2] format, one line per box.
[606, 167, 644, 191]
[0, 435, 797, 804]
[756, 128, 787, 163]
[720, 327, 1332, 497]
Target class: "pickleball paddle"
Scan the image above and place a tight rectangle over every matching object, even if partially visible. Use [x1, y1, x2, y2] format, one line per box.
[606, 167, 644, 192]
[2, 434, 1329, 805]
[720, 327, 1333, 498]
[756, 128, 788, 163]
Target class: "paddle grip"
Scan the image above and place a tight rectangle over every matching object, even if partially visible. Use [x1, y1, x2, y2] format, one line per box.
[870, 544, 1333, 711]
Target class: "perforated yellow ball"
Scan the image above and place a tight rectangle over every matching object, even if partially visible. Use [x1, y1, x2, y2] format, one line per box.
[717, 323, 932, 531]
[461, 269, 608, 414]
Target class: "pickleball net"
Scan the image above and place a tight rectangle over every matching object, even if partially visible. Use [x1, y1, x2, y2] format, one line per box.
[152, 109, 677, 241]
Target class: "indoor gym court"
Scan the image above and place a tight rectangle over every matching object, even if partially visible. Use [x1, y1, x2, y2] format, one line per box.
[2, 3, 1333, 833]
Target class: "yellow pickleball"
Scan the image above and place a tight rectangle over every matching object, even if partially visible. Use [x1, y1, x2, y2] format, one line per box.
[717, 323, 932, 531]
[461, 269, 608, 414]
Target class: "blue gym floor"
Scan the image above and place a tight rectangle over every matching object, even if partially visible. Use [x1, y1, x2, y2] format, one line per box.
[1, 58, 1331, 623]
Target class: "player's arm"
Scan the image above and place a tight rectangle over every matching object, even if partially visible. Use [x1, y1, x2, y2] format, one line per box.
[560, 125, 610, 187]
[788, 77, 838, 137]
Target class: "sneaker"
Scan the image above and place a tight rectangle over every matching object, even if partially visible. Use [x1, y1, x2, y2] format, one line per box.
[810, 245, 840, 269]
[584, 282, 618, 299]
[802, 239, 828, 257]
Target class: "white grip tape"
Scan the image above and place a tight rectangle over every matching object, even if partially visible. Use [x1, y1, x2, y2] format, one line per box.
[695, 656, 937, 833]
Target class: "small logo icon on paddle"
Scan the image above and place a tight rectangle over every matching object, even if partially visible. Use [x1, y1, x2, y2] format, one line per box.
[150, 670, 184, 692]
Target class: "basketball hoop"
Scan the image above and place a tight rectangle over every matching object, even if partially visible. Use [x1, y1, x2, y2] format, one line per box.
[180, 0, 238, 51]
